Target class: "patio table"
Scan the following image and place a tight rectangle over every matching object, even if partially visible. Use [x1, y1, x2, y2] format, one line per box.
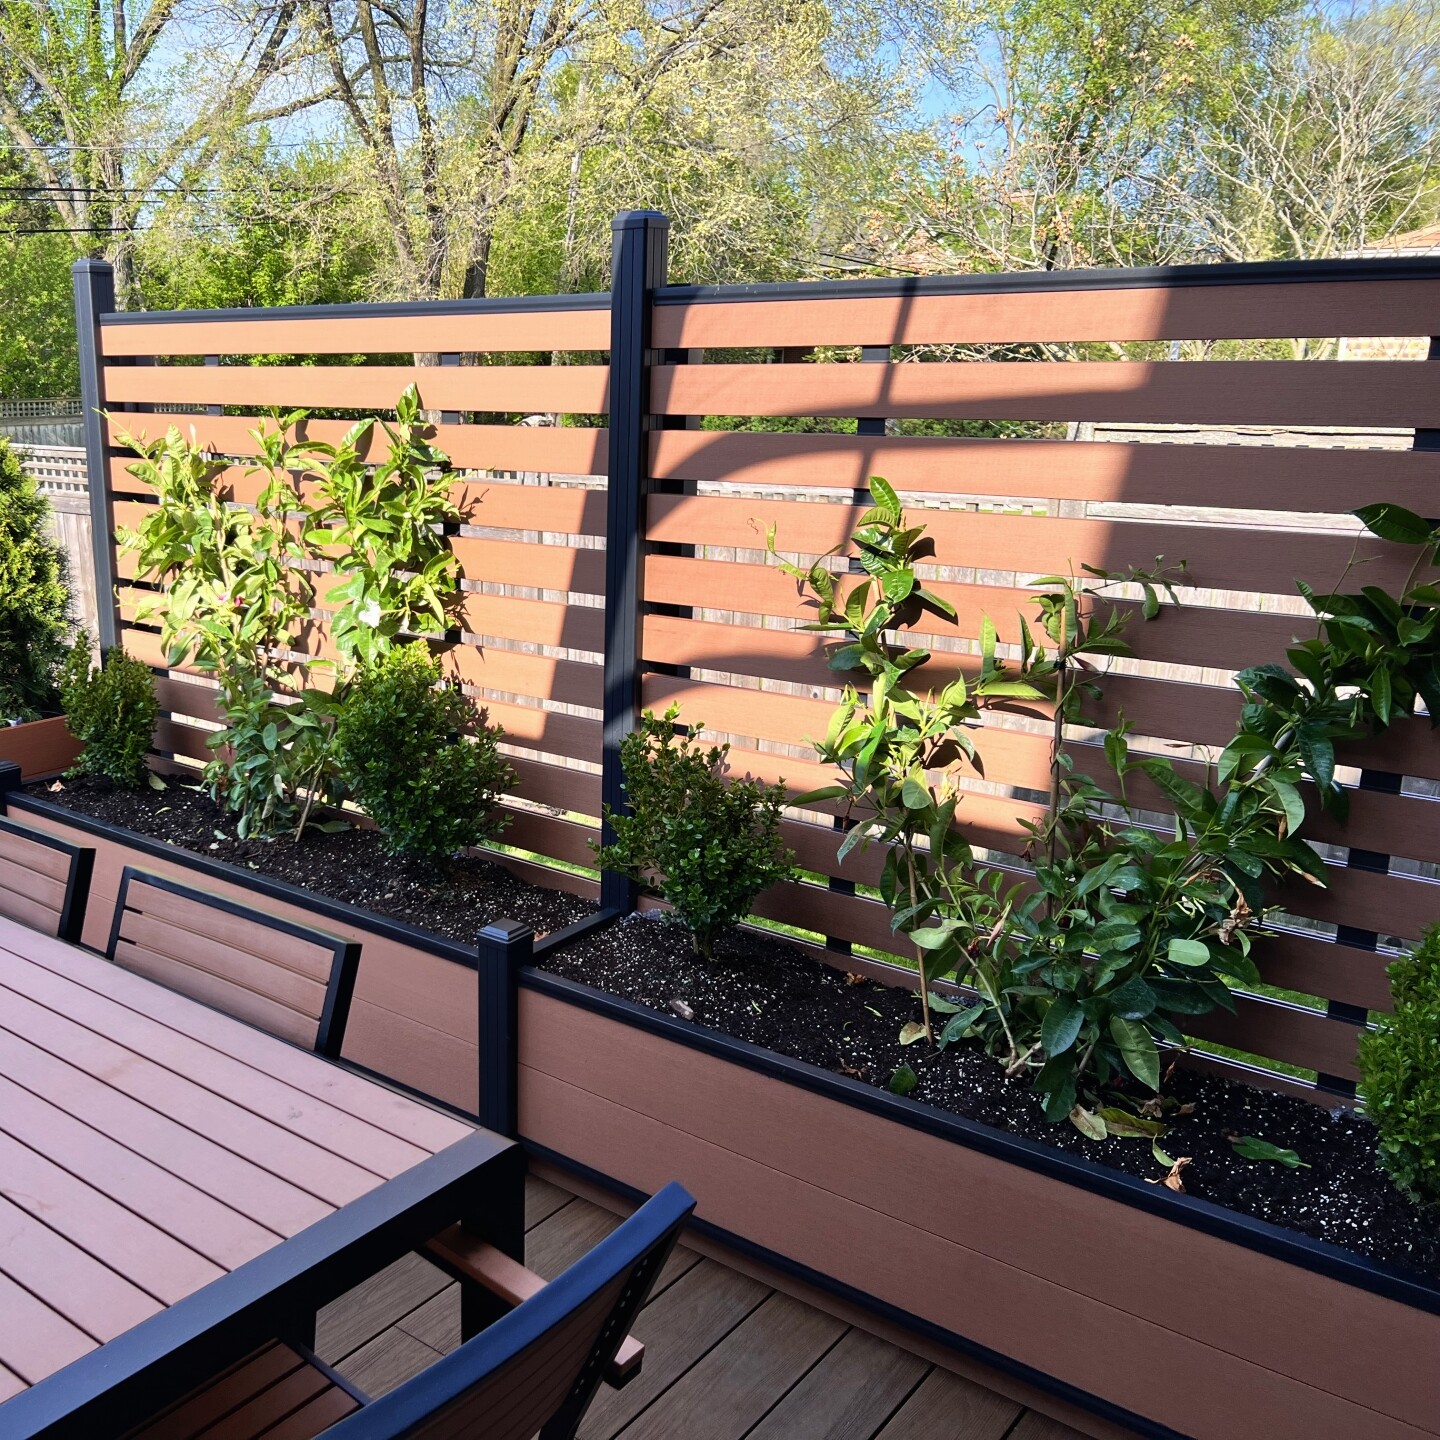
[0, 913, 520, 1440]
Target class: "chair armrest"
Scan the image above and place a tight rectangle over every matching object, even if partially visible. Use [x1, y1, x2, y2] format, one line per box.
[426, 1225, 645, 1387]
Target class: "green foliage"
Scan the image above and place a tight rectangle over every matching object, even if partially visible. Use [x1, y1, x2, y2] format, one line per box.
[0, 436, 71, 718]
[118, 389, 467, 838]
[776, 483, 1439, 1128]
[58, 636, 157, 788]
[334, 644, 515, 864]
[597, 706, 795, 958]
[1359, 925, 1440, 1206]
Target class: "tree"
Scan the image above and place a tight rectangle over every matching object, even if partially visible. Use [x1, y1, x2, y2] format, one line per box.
[0, 436, 72, 719]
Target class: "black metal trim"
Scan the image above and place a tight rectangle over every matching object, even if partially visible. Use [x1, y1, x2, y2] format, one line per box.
[4, 791, 476, 969]
[655, 254, 1440, 306]
[3, 1130, 520, 1440]
[99, 292, 612, 327]
[106, 865, 364, 1056]
[72, 259, 122, 653]
[477, 919, 533, 1138]
[528, 1143, 1192, 1440]
[0, 816, 93, 943]
[515, 965, 1440, 1317]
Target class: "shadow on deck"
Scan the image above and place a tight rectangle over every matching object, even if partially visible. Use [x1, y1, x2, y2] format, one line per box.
[316, 1174, 1099, 1440]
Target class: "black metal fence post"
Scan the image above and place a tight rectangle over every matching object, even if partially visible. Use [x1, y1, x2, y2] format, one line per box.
[599, 210, 670, 914]
[0, 760, 20, 807]
[72, 259, 122, 656]
[476, 918, 533, 1138]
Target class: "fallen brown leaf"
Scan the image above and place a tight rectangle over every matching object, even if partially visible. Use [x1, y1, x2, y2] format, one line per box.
[1146, 1156, 1192, 1193]
[843, 971, 867, 986]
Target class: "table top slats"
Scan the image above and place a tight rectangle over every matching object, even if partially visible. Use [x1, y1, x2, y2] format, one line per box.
[0, 986, 381, 1209]
[0, 1074, 281, 1270]
[0, 914, 488, 1425]
[12, 925, 472, 1153]
[0, 1273, 96, 1385]
[0, 951, 422, 1182]
[0, 1194, 161, 1342]
[0, 1029, 332, 1238]
[0, 1129, 224, 1304]
[0, 938, 446, 1172]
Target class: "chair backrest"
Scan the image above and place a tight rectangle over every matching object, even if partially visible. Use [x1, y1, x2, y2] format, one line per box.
[323, 1182, 696, 1440]
[0, 816, 93, 942]
[105, 867, 361, 1055]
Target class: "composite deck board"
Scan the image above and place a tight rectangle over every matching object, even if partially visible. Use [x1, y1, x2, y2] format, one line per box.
[0, 915, 475, 1397]
[314, 1175, 1098, 1440]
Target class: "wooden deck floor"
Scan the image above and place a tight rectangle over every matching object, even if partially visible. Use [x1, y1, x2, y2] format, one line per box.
[314, 1174, 1094, 1440]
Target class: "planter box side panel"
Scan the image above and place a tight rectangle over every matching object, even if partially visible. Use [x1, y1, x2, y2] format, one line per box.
[11, 809, 479, 1113]
[518, 989, 1440, 1440]
[0, 718, 82, 781]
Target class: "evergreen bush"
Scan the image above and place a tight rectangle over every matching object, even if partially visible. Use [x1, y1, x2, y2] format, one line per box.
[1359, 925, 1440, 1206]
[59, 636, 158, 787]
[0, 436, 71, 719]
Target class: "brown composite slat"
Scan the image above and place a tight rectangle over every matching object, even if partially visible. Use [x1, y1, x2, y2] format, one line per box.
[651, 360, 1440, 428]
[0, 831, 71, 883]
[0, 1363, 25, 1403]
[451, 535, 607, 595]
[481, 698, 603, 764]
[0, 1128, 222, 1303]
[132, 1344, 302, 1440]
[9, 928, 470, 1153]
[517, 1000, 1440, 1440]
[261, 1384, 360, 1437]
[0, 978, 379, 1210]
[0, 878, 61, 935]
[445, 644, 603, 710]
[492, 811, 599, 871]
[0, 1192, 161, 1342]
[100, 307, 611, 357]
[0, 1073, 280, 1270]
[647, 495, 1431, 599]
[0, 1028, 331, 1237]
[197, 1361, 334, 1437]
[106, 414, 609, 478]
[649, 429, 1440, 514]
[506, 755, 602, 817]
[0, 1271, 96, 1386]
[650, 278, 1440, 348]
[458, 593, 606, 652]
[642, 555, 1310, 675]
[103, 363, 609, 414]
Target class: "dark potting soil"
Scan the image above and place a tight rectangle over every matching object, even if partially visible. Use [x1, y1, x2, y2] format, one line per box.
[30, 777, 596, 942]
[544, 910, 1440, 1285]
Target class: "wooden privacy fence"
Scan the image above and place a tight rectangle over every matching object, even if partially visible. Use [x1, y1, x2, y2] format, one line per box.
[72, 216, 1440, 1106]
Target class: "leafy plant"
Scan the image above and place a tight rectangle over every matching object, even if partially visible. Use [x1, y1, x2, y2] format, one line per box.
[0, 435, 72, 720]
[597, 705, 795, 958]
[773, 483, 1440, 1128]
[1359, 924, 1440, 1205]
[333, 642, 514, 863]
[1228, 1135, 1308, 1168]
[59, 635, 158, 788]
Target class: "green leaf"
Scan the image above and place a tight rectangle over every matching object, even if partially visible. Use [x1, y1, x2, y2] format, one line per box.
[1041, 996, 1084, 1056]
[901, 774, 931, 810]
[888, 1065, 918, 1097]
[868, 475, 900, 516]
[1268, 779, 1306, 837]
[1097, 1107, 1167, 1138]
[1354, 503, 1433, 547]
[1109, 1016, 1161, 1090]
[899, 1021, 928, 1046]
[1167, 937, 1210, 967]
[1228, 1135, 1308, 1168]
[1069, 1105, 1108, 1141]
[1106, 975, 1156, 1019]
[910, 924, 955, 951]
[1152, 1140, 1176, 1168]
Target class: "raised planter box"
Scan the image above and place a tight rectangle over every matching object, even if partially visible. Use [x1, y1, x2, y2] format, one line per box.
[0, 789, 482, 1114]
[0, 716, 81, 781]
[515, 963, 1440, 1440]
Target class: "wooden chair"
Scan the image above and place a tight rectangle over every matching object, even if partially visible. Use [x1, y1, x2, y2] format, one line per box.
[105, 867, 361, 1057]
[129, 1182, 696, 1440]
[0, 816, 94, 942]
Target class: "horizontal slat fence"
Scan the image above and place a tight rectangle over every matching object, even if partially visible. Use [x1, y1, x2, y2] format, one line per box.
[94, 297, 612, 906]
[77, 238, 1440, 1104]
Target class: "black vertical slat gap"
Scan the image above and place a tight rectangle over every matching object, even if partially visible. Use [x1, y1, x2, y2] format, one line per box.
[600, 211, 670, 914]
[1317, 334, 1440, 1097]
[205, 354, 222, 418]
[438, 351, 462, 425]
[72, 260, 123, 655]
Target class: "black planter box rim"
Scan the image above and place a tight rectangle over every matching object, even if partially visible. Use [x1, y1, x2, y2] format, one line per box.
[9, 789, 1438, 1321]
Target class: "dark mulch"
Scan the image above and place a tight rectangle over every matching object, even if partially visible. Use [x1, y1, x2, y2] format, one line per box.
[544, 910, 1440, 1284]
[31, 777, 595, 942]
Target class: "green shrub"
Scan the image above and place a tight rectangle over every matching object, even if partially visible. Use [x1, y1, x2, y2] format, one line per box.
[1359, 925, 1440, 1206]
[597, 706, 794, 958]
[0, 436, 71, 719]
[59, 637, 158, 787]
[334, 643, 514, 863]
